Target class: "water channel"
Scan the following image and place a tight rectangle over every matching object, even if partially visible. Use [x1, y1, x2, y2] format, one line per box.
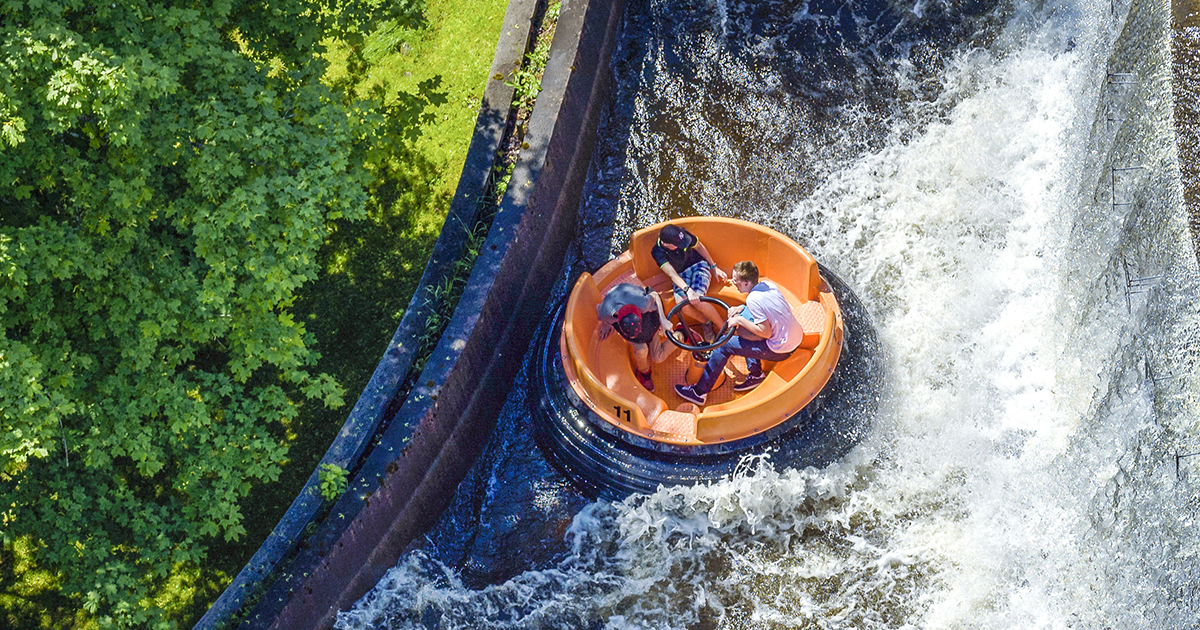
[335, 0, 1200, 626]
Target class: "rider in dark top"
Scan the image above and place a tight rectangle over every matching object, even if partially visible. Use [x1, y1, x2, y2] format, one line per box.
[596, 282, 676, 393]
[650, 229, 706, 274]
[650, 224, 727, 342]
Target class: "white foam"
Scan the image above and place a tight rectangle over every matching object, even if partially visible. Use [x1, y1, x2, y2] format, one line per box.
[336, 0, 1200, 626]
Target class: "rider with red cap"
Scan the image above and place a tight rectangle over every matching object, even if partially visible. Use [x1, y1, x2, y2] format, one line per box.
[597, 282, 676, 392]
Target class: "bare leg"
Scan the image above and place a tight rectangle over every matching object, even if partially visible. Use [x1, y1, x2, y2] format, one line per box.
[630, 342, 651, 373]
[648, 333, 677, 363]
[695, 301, 724, 328]
[682, 302, 725, 340]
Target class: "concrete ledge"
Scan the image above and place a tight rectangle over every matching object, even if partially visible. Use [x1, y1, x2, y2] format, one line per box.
[192, 1, 539, 628]
[204, 0, 629, 628]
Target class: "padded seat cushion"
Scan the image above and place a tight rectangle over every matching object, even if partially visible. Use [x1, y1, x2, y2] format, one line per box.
[793, 300, 826, 350]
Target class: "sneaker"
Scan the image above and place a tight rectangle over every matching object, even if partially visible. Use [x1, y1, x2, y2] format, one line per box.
[675, 383, 707, 405]
[733, 372, 766, 392]
[701, 321, 716, 343]
[635, 369, 654, 392]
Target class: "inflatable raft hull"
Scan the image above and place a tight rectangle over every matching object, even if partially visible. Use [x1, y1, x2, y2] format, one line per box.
[532, 266, 882, 499]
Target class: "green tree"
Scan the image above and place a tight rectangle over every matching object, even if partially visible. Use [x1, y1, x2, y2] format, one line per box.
[0, 0, 426, 626]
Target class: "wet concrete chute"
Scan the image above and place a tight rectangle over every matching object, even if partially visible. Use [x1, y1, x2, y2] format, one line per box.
[210, 0, 1200, 626]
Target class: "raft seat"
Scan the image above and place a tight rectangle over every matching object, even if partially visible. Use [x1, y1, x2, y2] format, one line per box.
[592, 334, 668, 424]
[566, 269, 706, 442]
[702, 300, 827, 408]
[728, 297, 830, 380]
[695, 292, 837, 440]
[792, 299, 827, 351]
[648, 408, 698, 441]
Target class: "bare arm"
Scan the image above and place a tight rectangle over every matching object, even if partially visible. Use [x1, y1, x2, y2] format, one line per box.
[660, 262, 688, 294]
[651, 291, 673, 331]
[730, 312, 772, 340]
[693, 242, 727, 282]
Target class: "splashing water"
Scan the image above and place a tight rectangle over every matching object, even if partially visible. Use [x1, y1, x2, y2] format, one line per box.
[336, 0, 1200, 626]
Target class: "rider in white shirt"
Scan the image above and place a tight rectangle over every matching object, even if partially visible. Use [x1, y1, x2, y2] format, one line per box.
[675, 260, 802, 404]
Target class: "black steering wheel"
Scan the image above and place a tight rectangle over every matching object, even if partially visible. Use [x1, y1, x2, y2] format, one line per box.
[666, 296, 736, 352]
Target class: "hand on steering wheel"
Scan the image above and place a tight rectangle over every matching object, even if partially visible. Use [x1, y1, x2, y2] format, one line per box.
[665, 296, 736, 352]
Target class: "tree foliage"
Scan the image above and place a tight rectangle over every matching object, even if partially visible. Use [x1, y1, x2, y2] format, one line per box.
[0, 0, 427, 626]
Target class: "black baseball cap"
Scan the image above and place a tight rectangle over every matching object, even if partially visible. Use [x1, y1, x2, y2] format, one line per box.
[659, 224, 692, 248]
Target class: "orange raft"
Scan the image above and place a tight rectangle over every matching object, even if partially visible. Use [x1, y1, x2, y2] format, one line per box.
[532, 217, 879, 498]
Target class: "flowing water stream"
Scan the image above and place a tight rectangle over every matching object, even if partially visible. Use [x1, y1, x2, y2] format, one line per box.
[335, 0, 1200, 626]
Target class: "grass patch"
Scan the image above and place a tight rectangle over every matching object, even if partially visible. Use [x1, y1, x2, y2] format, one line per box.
[203, 0, 510, 611]
[325, 0, 510, 207]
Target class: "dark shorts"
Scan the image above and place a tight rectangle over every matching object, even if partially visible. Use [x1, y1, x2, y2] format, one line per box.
[672, 262, 712, 303]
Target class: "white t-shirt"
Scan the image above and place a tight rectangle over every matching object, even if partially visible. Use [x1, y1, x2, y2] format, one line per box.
[745, 281, 803, 353]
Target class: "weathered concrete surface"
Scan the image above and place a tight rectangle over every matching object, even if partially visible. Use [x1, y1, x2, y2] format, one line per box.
[228, 0, 629, 628]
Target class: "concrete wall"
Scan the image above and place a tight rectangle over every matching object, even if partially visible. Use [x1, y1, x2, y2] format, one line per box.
[198, 0, 629, 627]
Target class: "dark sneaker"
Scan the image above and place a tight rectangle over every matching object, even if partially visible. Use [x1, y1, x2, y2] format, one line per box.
[733, 372, 766, 392]
[675, 383, 707, 405]
[636, 369, 654, 392]
[701, 321, 716, 343]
